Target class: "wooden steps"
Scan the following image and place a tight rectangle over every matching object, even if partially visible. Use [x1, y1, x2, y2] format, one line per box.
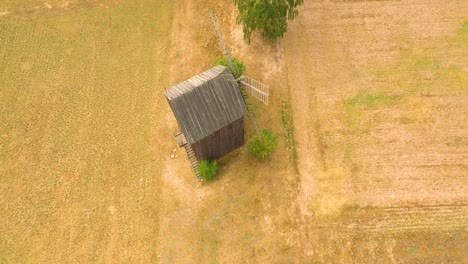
[184, 144, 201, 181]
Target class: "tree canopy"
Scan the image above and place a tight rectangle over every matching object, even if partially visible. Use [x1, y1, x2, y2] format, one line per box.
[233, 0, 304, 43]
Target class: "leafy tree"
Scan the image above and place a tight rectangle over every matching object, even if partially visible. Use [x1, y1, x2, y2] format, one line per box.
[215, 57, 246, 78]
[233, 0, 304, 43]
[198, 160, 219, 181]
[247, 128, 277, 159]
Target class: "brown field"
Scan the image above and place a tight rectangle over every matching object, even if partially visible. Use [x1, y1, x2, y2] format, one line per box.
[1, 0, 467, 263]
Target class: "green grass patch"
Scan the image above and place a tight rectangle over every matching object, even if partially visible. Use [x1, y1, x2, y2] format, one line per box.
[458, 21, 468, 35]
[341, 90, 400, 135]
[344, 90, 397, 108]
[280, 101, 299, 173]
[343, 144, 352, 163]
[406, 246, 419, 256]
[343, 144, 360, 173]
[414, 56, 439, 70]
[435, 65, 467, 89]
[456, 21, 468, 42]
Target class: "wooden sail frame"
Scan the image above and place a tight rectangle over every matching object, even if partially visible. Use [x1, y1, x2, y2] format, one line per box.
[239, 75, 269, 105]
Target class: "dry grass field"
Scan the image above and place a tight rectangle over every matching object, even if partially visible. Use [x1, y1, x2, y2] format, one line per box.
[1, 0, 467, 263]
[0, 0, 173, 262]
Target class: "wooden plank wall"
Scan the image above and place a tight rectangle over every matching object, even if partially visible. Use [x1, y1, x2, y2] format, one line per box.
[191, 117, 244, 161]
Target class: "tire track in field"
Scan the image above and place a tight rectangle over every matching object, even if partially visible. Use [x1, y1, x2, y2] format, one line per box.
[288, 205, 467, 241]
[342, 204, 468, 233]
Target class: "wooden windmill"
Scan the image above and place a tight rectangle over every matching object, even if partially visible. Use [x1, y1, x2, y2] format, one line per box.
[164, 14, 271, 181]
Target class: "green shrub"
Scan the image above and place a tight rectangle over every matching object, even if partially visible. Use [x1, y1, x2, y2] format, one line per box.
[215, 57, 246, 78]
[198, 160, 218, 181]
[247, 129, 277, 159]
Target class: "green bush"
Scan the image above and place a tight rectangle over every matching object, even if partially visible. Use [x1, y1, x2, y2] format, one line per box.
[247, 129, 277, 159]
[198, 160, 218, 181]
[215, 57, 246, 78]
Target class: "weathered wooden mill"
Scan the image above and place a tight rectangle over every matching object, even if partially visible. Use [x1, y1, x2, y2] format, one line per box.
[164, 13, 269, 181]
[165, 66, 247, 180]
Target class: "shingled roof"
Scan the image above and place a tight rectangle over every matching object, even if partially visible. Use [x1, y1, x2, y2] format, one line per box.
[164, 66, 246, 145]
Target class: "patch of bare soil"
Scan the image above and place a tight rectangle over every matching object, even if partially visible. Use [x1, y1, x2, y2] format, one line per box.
[156, 0, 225, 262]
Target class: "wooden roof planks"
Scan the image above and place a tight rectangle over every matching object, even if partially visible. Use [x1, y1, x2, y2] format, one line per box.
[164, 66, 246, 145]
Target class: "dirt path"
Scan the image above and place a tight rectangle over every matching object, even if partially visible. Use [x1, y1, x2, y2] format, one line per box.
[156, 0, 222, 262]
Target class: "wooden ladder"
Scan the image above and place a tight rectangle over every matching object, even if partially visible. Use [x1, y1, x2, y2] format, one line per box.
[184, 144, 201, 181]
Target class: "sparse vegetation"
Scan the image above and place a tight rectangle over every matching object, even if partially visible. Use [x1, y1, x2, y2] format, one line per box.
[457, 21, 468, 41]
[198, 160, 219, 181]
[215, 57, 246, 78]
[344, 90, 397, 108]
[280, 101, 298, 172]
[247, 128, 277, 159]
